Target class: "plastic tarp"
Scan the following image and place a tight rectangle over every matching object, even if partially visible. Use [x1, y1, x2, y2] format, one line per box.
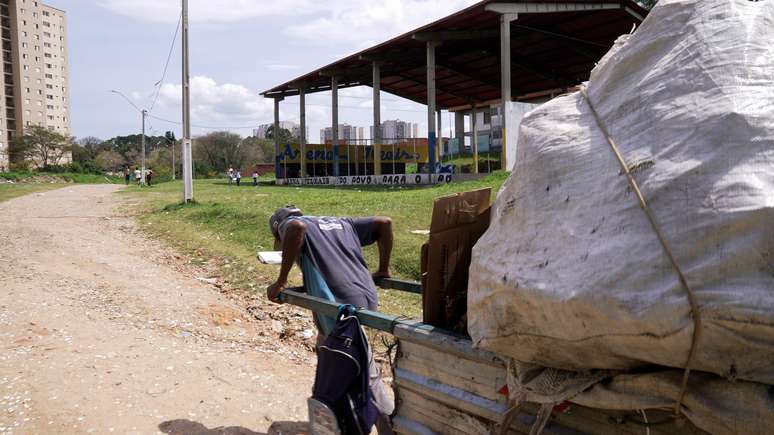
[468, 0, 774, 385]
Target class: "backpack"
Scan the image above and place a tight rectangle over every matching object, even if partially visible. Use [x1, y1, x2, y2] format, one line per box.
[312, 305, 379, 435]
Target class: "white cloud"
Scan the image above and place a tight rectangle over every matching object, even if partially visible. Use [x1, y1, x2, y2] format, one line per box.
[96, 0, 325, 23]
[97, 0, 480, 46]
[286, 0, 479, 46]
[156, 76, 275, 130]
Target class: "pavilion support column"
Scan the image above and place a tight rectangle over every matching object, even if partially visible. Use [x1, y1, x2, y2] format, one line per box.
[372, 62, 382, 176]
[426, 41, 440, 172]
[436, 109, 442, 162]
[470, 101, 479, 174]
[499, 13, 518, 171]
[273, 96, 283, 179]
[331, 76, 340, 177]
[454, 112, 464, 155]
[299, 87, 307, 178]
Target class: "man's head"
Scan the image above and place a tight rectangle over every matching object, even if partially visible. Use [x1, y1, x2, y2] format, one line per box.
[270, 205, 303, 240]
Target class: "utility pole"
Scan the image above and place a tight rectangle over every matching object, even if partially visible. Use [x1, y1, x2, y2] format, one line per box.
[181, 0, 193, 202]
[171, 139, 175, 180]
[141, 109, 147, 185]
[110, 89, 146, 186]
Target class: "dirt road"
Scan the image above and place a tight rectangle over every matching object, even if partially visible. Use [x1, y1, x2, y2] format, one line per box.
[0, 185, 314, 435]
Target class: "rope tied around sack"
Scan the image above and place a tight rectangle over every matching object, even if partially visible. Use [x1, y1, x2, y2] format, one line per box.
[579, 85, 703, 418]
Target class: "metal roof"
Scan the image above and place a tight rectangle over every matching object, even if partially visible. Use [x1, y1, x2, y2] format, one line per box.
[261, 0, 648, 110]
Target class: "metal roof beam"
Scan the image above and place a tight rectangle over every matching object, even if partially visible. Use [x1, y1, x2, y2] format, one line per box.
[412, 29, 498, 42]
[485, 2, 622, 15]
[436, 62, 503, 92]
[392, 73, 473, 105]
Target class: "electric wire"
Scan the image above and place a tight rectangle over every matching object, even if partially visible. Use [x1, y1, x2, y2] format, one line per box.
[149, 11, 182, 113]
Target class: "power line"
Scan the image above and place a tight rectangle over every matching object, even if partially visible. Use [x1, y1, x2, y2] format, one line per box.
[149, 11, 182, 113]
[146, 113, 262, 130]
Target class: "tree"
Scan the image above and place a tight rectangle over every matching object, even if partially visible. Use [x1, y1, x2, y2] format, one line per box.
[95, 150, 126, 173]
[193, 131, 246, 173]
[265, 124, 294, 144]
[12, 126, 73, 168]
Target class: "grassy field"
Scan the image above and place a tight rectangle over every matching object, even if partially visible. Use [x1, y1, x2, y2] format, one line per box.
[0, 183, 65, 203]
[125, 173, 509, 318]
[0, 171, 123, 203]
[0, 171, 122, 184]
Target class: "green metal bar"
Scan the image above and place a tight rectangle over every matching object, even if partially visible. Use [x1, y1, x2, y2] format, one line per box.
[280, 288, 411, 332]
[374, 277, 422, 294]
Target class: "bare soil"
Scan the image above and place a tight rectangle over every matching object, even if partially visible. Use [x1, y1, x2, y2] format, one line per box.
[0, 185, 316, 435]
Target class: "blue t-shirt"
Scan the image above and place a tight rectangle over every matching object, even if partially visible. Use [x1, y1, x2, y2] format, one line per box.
[280, 216, 378, 310]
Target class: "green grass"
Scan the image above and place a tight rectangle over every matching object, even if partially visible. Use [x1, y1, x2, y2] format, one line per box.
[0, 183, 66, 202]
[125, 172, 509, 318]
[0, 171, 122, 184]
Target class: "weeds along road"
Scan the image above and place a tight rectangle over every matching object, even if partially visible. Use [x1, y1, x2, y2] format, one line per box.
[0, 185, 313, 435]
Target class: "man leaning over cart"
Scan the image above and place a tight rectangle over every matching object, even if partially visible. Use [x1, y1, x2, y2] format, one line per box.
[266, 206, 395, 433]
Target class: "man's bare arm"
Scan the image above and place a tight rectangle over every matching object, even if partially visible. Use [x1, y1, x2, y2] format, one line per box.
[267, 219, 306, 302]
[372, 217, 393, 278]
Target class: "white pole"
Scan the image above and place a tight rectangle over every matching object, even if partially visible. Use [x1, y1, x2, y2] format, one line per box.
[182, 0, 193, 201]
[141, 110, 147, 185]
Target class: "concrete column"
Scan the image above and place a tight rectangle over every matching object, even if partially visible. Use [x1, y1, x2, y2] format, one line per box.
[426, 42, 439, 171]
[471, 102, 478, 174]
[274, 97, 283, 179]
[372, 62, 382, 176]
[454, 111, 465, 155]
[500, 13, 517, 170]
[299, 87, 307, 178]
[436, 109, 443, 161]
[331, 76, 340, 177]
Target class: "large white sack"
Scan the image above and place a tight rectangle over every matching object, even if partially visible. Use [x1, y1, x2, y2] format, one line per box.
[468, 0, 774, 384]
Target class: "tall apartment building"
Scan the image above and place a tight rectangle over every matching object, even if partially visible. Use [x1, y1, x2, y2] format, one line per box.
[320, 124, 363, 144]
[370, 119, 417, 144]
[0, 0, 70, 171]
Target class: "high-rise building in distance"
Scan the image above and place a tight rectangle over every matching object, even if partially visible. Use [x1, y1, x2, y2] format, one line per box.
[320, 124, 363, 144]
[0, 0, 71, 171]
[370, 119, 417, 144]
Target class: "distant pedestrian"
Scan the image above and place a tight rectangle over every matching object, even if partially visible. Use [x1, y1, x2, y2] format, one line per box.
[235, 169, 242, 187]
[146, 168, 154, 186]
[252, 170, 258, 187]
[227, 166, 234, 185]
[134, 167, 142, 186]
[123, 167, 130, 185]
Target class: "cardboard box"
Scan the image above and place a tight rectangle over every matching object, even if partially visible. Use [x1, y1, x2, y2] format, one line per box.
[421, 188, 491, 333]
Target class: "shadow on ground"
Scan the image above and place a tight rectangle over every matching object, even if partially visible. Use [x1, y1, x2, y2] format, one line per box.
[159, 419, 309, 435]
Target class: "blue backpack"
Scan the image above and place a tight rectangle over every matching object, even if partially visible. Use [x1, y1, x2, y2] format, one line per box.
[312, 305, 380, 435]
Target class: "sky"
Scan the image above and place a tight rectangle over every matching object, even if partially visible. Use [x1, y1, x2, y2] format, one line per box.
[55, 0, 482, 141]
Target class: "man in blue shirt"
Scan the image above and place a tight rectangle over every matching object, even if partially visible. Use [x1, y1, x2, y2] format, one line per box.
[267, 206, 395, 432]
